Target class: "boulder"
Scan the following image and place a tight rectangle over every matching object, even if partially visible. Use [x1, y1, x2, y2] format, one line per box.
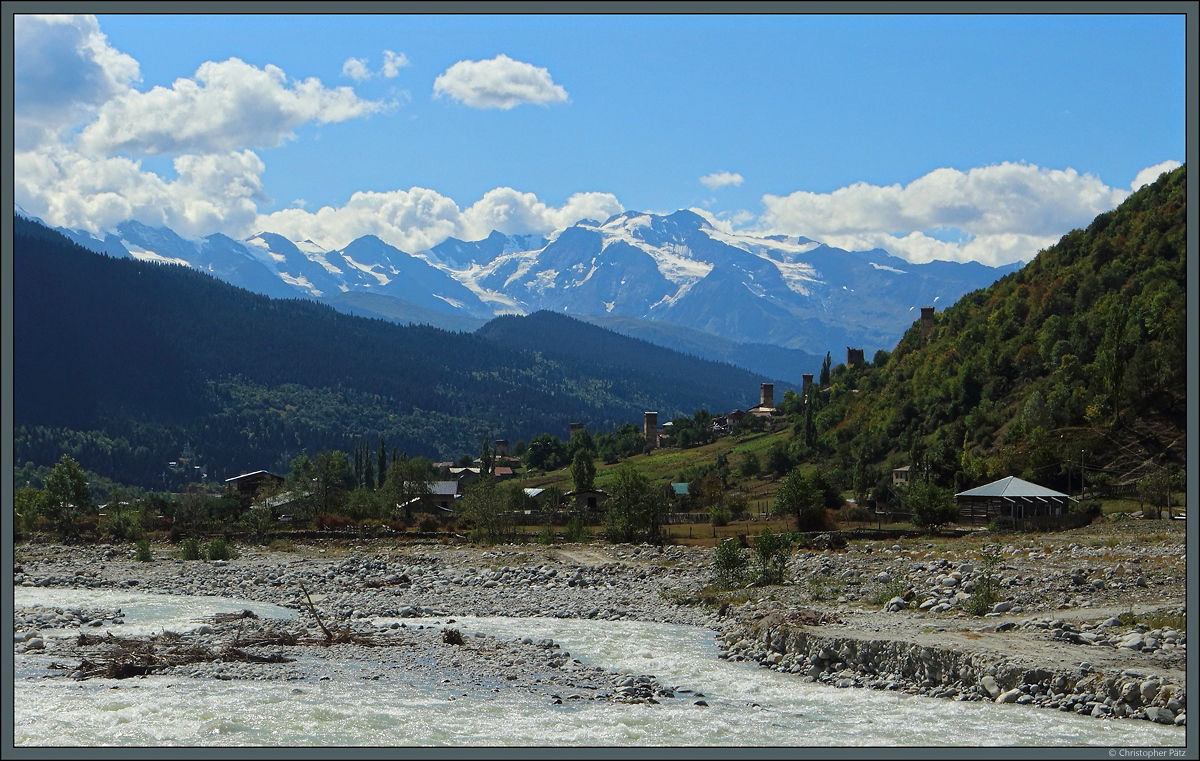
[1144, 707, 1175, 724]
[1141, 680, 1160, 704]
[1120, 633, 1145, 650]
[1119, 682, 1141, 706]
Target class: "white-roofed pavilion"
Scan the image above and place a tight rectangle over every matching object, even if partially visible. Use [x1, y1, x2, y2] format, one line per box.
[955, 476, 1075, 527]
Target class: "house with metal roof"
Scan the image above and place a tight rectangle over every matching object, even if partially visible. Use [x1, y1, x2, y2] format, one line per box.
[955, 476, 1076, 527]
[395, 480, 461, 514]
[563, 488, 609, 512]
[224, 470, 286, 501]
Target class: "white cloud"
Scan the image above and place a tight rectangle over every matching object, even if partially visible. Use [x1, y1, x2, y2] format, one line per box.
[15, 145, 267, 239]
[458, 189, 622, 241]
[342, 57, 370, 81]
[255, 188, 462, 252]
[432, 54, 568, 110]
[253, 187, 622, 252]
[686, 208, 733, 233]
[700, 171, 744, 190]
[758, 163, 1130, 265]
[729, 210, 757, 227]
[1131, 160, 1182, 191]
[815, 230, 1061, 267]
[13, 17, 608, 255]
[382, 50, 410, 78]
[77, 57, 386, 155]
[13, 14, 140, 150]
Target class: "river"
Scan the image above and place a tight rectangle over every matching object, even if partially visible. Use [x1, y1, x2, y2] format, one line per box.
[12, 588, 1185, 747]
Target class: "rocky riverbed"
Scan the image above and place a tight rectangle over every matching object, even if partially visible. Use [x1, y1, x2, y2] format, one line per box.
[12, 517, 1189, 727]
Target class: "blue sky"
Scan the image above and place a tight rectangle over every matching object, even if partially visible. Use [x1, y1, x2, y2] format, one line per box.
[13, 11, 1187, 266]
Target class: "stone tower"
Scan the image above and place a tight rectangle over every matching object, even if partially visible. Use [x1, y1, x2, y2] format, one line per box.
[569, 422, 584, 439]
[846, 348, 864, 367]
[643, 412, 658, 447]
[759, 383, 774, 409]
[920, 306, 936, 339]
[802, 373, 814, 393]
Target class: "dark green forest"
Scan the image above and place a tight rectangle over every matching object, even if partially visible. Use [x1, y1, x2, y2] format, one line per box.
[782, 165, 1187, 497]
[12, 215, 782, 490]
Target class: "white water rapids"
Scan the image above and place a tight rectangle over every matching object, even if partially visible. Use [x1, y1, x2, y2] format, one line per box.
[12, 588, 1186, 747]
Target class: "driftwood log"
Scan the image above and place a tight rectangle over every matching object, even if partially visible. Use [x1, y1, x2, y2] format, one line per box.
[64, 584, 399, 680]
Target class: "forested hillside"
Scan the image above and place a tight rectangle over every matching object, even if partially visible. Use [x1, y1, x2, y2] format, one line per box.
[476, 311, 790, 403]
[12, 217, 781, 489]
[799, 166, 1186, 495]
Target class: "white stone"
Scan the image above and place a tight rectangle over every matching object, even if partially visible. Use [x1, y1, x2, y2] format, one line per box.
[981, 676, 1001, 698]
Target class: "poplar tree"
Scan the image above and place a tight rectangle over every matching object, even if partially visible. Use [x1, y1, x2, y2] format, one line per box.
[43, 455, 93, 542]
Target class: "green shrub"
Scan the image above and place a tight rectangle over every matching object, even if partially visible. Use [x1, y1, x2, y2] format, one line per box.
[134, 538, 154, 562]
[564, 515, 591, 543]
[807, 574, 843, 602]
[1118, 608, 1186, 633]
[205, 538, 236, 561]
[100, 510, 143, 542]
[709, 506, 731, 527]
[712, 537, 749, 588]
[841, 505, 874, 523]
[964, 544, 1002, 616]
[906, 480, 959, 531]
[417, 515, 440, 534]
[180, 537, 202, 561]
[1142, 611, 1187, 632]
[753, 527, 794, 586]
[871, 578, 910, 607]
[986, 516, 1015, 534]
[240, 507, 276, 545]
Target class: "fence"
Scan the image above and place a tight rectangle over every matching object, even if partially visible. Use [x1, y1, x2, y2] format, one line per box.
[663, 512, 753, 524]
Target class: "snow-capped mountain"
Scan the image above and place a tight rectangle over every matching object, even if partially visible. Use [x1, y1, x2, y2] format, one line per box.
[429, 208, 1019, 353]
[46, 208, 1020, 355]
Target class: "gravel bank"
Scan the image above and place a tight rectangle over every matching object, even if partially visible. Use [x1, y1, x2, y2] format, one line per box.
[12, 519, 1189, 726]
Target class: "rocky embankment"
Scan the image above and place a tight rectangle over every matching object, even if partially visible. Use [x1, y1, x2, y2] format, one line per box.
[12, 518, 1189, 726]
[714, 524, 1188, 728]
[717, 604, 1186, 726]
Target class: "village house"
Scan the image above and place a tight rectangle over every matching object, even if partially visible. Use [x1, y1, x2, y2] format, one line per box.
[563, 488, 609, 512]
[449, 467, 482, 489]
[424, 481, 461, 512]
[223, 470, 285, 502]
[669, 482, 693, 511]
[396, 480, 460, 516]
[954, 476, 1076, 527]
[522, 488, 560, 510]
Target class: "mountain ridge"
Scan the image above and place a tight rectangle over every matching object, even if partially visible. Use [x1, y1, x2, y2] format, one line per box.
[49, 207, 1019, 359]
[12, 215, 790, 487]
